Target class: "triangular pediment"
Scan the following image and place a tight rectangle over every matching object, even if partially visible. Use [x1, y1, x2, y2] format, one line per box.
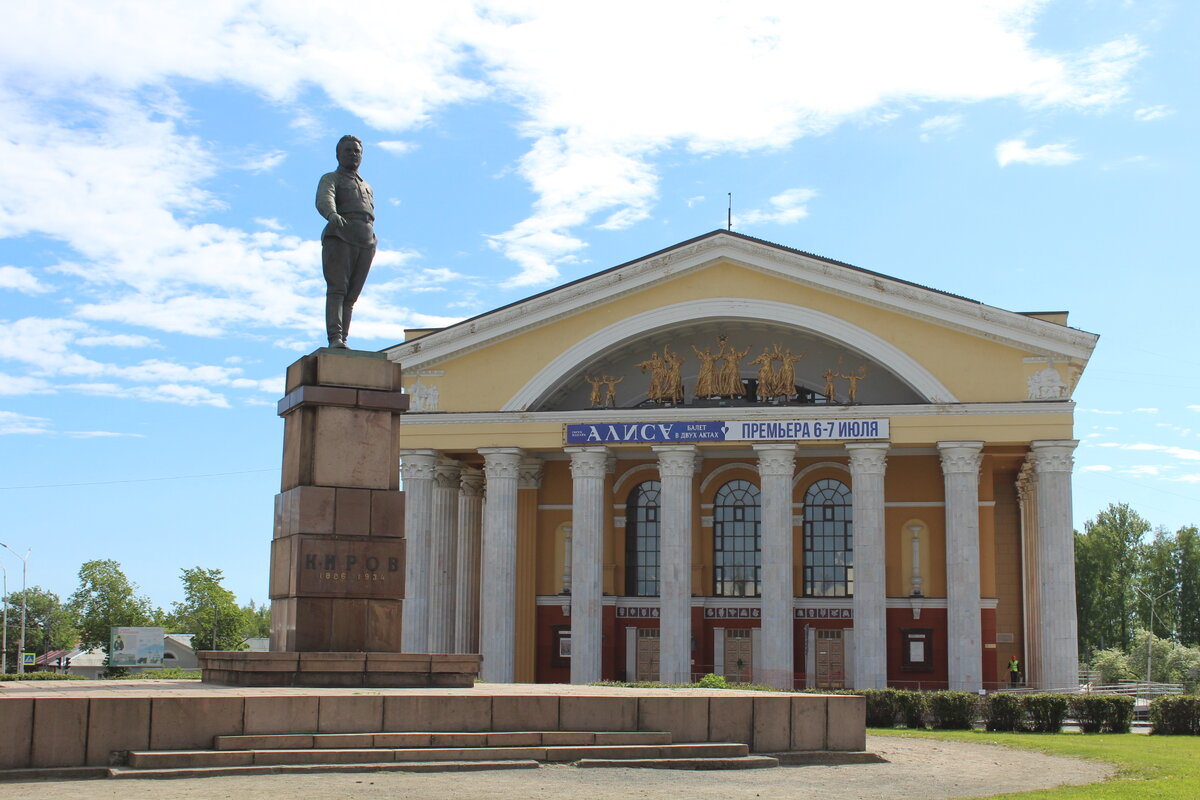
[386, 231, 1097, 413]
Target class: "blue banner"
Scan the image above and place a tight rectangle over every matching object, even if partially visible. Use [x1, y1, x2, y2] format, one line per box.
[564, 418, 888, 444]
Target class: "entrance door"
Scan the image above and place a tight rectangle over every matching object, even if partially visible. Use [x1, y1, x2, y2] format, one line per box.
[815, 629, 845, 688]
[636, 628, 660, 682]
[724, 629, 753, 683]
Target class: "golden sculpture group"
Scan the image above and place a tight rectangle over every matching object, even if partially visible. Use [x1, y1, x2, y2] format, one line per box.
[587, 336, 868, 407]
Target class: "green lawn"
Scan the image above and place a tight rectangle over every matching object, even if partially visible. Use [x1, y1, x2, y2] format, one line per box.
[870, 728, 1199, 799]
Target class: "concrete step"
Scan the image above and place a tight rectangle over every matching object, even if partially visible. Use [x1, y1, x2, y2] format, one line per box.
[109, 759, 540, 779]
[127, 742, 750, 770]
[577, 756, 780, 770]
[213, 730, 674, 751]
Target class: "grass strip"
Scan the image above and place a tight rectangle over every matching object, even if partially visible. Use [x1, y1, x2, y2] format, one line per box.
[870, 727, 1198, 799]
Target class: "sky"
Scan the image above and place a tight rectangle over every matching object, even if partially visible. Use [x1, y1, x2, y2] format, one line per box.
[1, 0, 1197, 614]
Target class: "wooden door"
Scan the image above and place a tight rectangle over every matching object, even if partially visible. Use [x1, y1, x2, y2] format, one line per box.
[636, 628, 660, 682]
[724, 629, 753, 683]
[814, 628, 845, 688]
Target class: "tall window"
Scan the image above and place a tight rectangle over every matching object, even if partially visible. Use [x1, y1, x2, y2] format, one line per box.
[803, 479, 853, 597]
[625, 481, 661, 596]
[713, 480, 761, 597]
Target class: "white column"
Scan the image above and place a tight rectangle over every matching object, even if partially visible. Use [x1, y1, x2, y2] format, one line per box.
[479, 447, 523, 682]
[653, 444, 698, 684]
[847, 442, 888, 689]
[454, 469, 484, 654]
[1032, 440, 1079, 690]
[400, 449, 437, 653]
[427, 458, 460, 654]
[567, 446, 608, 684]
[939, 441, 984, 692]
[754, 443, 797, 690]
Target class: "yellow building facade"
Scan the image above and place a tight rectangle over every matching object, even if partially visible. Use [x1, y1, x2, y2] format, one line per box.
[385, 231, 1096, 690]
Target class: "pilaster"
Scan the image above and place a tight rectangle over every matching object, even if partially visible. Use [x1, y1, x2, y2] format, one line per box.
[454, 469, 484, 654]
[515, 457, 543, 682]
[427, 457, 461, 653]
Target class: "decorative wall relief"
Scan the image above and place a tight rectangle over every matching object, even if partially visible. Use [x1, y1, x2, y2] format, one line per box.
[1027, 365, 1067, 400]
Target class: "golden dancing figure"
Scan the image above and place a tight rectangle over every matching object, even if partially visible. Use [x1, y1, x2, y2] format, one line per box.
[750, 348, 778, 401]
[718, 342, 749, 397]
[692, 341, 723, 398]
[838, 364, 868, 403]
[603, 374, 624, 408]
[775, 345, 804, 399]
[635, 351, 665, 402]
[662, 345, 685, 404]
[821, 368, 838, 404]
[584, 374, 605, 407]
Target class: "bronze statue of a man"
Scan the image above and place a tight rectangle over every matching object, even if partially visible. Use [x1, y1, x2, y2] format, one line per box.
[316, 135, 375, 349]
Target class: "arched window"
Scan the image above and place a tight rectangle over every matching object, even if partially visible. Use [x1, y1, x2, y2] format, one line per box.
[625, 480, 661, 596]
[713, 480, 761, 597]
[803, 479, 853, 597]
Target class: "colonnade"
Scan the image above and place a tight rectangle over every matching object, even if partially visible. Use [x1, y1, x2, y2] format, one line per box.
[398, 439, 1077, 690]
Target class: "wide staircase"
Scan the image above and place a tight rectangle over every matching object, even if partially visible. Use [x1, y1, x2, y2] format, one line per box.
[110, 729, 778, 777]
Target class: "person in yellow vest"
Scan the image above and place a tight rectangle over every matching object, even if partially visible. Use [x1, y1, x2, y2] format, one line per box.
[1008, 655, 1020, 687]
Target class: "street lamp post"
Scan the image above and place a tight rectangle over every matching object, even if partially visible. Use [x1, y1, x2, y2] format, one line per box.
[1, 561, 7, 675]
[0, 543, 29, 675]
[1134, 586, 1176, 683]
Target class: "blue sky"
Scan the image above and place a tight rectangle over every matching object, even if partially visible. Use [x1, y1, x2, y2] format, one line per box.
[1, 1, 1197, 612]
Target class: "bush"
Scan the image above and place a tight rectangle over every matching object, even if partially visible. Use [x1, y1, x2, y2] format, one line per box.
[0, 671, 87, 681]
[1070, 694, 1134, 733]
[696, 673, 728, 689]
[1150, 695, 1200, 735]
[927, 691, 978, 730]
[1025, 693, 1071, 733]
[984, 692, 1027, 732]
[861, 689, 902, 727]
[895, 690, 928, 729]
[123, 667, 202, 680]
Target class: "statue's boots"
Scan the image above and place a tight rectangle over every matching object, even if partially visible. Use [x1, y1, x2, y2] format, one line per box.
[326, 293, 348, 348]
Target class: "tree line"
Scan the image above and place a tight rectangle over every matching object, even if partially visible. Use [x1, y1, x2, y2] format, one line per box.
[1076, 503, 1200, 686]
[2, 559, 269, 670]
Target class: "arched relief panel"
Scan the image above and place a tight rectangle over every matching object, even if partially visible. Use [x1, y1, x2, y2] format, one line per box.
[505, 299, 957, 411]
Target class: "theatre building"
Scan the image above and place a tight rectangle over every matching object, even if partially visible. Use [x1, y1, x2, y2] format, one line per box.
[384, 230, 1096, 691]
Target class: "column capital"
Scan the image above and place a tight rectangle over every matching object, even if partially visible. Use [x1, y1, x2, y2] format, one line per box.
[479, 447, 523, 479]
[460, 468, 485, 496]
[433, 457, 462, 489]
[566, 446, 609, 479]
[752, 443, 797, 476]
[1031, 440, 1078, 473]
[652, 444, 700, 477]
[846, 442, 889, 475]
[937, 441, 984, 474]
[518, 457, 544, 490]
[400, 449, 439, 480]
[1016, 459, 1037, 502]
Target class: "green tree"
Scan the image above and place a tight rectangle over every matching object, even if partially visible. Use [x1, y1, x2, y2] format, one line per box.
[1177, 526, 1200, 646]
[2, 587, 78, 669]
[1075, 503, 1149, 654]
[168, 567, 247, 651]
[1137, 527, 1180, 639]
[68, 560, 152, 654]
[241, 600, 271, 639]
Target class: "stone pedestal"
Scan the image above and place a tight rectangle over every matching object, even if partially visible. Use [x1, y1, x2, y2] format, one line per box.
[268, 348, 409, 653]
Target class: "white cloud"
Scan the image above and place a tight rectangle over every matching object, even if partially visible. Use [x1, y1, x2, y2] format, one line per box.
[1134, 105, 1172, 121]
[0, 1, 1145, 290]
[69, 382, 230, 408]
[1083, 408, 1123, 415]
[1080, 464, 1112, 472]
[1133, 407, 1159, 414]
[0, 410, 53, 435]
[995, 138, 1081, 167]
[254, 218, 284, 231]
[1096, 442, 1200, 461]
[0, 372, 54, 395]
[0, 266, 52, 294]
[919, 114, 964, 142]
[76, 334, 158, 348]
[1122, 465, 1162, 477]
[378, 140, 418, 156]
[242, 150, 287, 173]
[736, 189, 818, 227]
[1188, 405, 1200, 413]
[65, 430, 146, 439]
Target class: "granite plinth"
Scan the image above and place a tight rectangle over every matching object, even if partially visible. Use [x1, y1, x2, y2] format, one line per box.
[198, 651, 480, 689]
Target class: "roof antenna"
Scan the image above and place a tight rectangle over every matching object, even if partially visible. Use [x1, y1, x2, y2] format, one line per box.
[727, 193, 733, 231]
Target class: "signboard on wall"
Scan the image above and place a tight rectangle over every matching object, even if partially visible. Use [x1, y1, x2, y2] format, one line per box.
[109, 626, 164, 667]
[565, 418, 888, 445]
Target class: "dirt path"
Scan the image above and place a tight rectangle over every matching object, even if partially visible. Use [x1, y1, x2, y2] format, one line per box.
[0, 735, 1114, 800]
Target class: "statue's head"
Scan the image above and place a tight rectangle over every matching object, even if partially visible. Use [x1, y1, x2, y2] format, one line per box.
[336, 135, 363, 170]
